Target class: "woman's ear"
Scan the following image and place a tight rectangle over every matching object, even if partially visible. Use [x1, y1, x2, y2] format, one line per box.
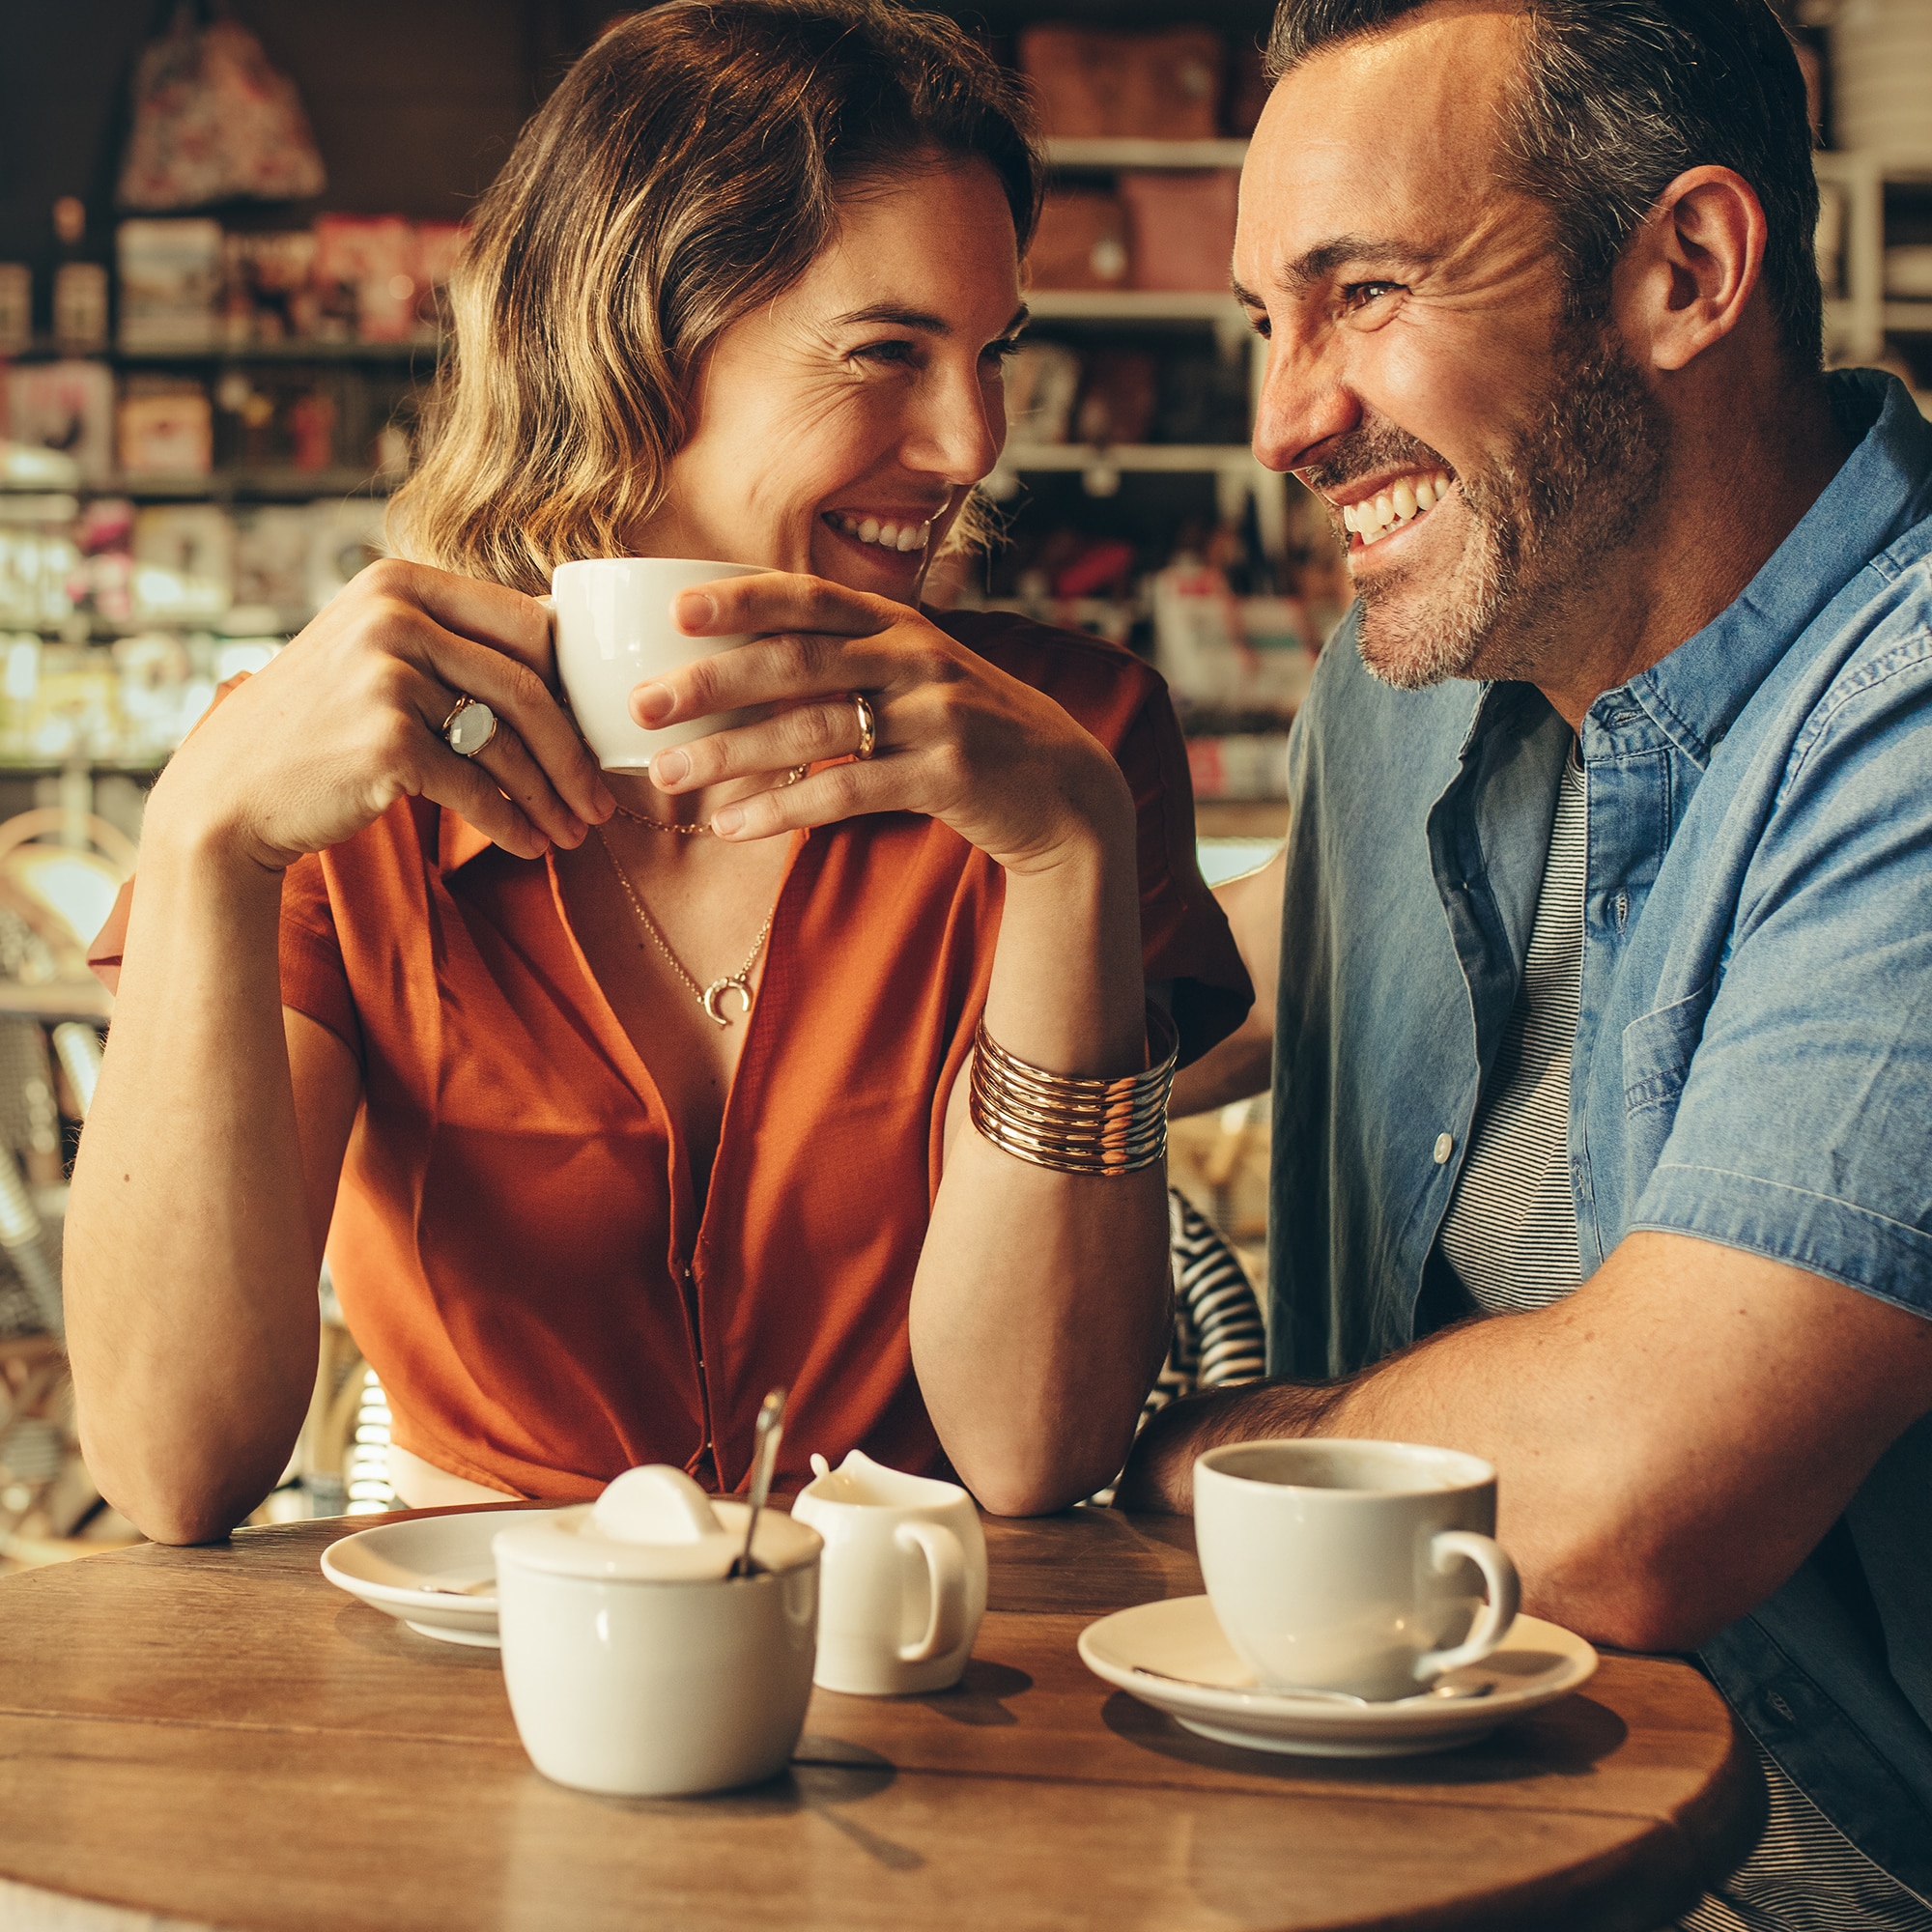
[1615, 165, 1769, 373]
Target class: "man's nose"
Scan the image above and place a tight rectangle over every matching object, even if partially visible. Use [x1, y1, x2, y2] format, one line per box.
[1251, 328, 1360, 475]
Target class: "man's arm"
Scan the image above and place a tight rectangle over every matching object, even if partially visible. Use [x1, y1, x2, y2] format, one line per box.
[1117, 1229, 1932, 1654]
[1170, 847, 1285, 1117]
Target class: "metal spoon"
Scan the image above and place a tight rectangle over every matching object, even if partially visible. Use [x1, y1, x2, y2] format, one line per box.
[729, 1386, 787, 1579]
[1130, 1664, 1494, 1705]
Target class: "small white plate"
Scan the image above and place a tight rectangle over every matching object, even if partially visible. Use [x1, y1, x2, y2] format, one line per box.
[1078, 1595, 1597, 1758]
[321, 1507, 563, 1647]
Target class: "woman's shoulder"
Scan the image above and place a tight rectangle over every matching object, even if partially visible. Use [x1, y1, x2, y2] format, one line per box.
[933, 608, 1168, 744]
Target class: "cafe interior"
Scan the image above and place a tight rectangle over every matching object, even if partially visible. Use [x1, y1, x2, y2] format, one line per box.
[0, 0, 1927, 1926]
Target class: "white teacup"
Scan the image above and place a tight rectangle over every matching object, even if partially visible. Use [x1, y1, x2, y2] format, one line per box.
[792, 1451, 987, 1696]
[493, 1465, 821, 1796]
[1193, 1439, 1520, 1702]
[550, 555, 763, 771]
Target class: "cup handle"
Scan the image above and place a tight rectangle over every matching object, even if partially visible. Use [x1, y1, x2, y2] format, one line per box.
[895, 1520, 967, 1663]
[1415, 1530, 1520, 1683]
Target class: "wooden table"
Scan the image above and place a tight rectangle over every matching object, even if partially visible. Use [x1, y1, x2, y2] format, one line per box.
[0, 1506, 1759, 1931]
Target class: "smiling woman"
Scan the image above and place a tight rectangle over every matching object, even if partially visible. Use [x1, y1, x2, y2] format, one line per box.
[63, 0, 1250, 1543]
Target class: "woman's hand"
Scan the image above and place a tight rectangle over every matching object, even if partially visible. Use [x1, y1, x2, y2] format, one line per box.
[147, 559, 613, 871]
[639, 574, 1133, 873]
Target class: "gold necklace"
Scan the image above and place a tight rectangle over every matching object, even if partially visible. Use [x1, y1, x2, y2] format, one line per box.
[597, 828, 780, 1027]
[612, 765, 810, 837]
[611, 803, 709, 837]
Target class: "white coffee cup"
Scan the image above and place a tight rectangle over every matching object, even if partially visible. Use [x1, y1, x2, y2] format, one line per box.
[791, 1450, 987, 1696]
[1193, 1439, 1520, 1702]
[550, 555, 763, 771]
[493, 1465, 821, 1796]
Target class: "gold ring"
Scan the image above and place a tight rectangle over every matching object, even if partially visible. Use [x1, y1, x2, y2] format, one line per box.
[783, 764, 810, 786]
[441, 695, 497, 759]
[851, 692, 877, 762]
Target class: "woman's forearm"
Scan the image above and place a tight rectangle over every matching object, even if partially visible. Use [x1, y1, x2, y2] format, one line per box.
[64, 819, 330, 1544]
[913, 811, 1171, 1514]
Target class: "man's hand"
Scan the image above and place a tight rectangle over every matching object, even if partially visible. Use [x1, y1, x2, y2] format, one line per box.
[1117, 1230, 1932, 1654]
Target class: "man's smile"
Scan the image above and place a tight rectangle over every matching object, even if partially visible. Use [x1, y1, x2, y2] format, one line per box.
[1319, 467, 1458, 550]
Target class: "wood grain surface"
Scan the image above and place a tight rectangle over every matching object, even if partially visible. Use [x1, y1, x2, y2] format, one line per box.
[0, 1506, 1761, 1932]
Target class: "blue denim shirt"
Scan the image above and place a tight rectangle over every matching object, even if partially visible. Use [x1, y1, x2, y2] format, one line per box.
[1269, 370, 1932, 1891]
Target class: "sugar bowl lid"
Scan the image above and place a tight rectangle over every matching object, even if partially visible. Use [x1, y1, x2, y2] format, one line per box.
[493, 1464, 821, 1582]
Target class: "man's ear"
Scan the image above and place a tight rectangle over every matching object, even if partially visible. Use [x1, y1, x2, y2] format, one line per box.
[1615, 165, 1768, 373]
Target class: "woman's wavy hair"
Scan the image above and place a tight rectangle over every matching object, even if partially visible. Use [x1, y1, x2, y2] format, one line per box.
[387, 0, 1042, 591]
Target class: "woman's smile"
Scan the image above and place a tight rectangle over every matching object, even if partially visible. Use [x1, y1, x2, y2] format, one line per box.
[637, 159, 1019, 598]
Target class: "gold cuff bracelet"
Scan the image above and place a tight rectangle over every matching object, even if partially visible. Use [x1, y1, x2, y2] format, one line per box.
[968, 1004, 1179, 1178]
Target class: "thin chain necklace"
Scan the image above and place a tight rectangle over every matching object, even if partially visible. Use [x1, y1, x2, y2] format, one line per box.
[611, 765, 809, 837]
[596, 827, 780, 1028]
[611, 802, 710, 837]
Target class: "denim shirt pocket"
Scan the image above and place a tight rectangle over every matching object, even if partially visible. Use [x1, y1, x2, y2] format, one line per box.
[1620, 979, 1716, 1193]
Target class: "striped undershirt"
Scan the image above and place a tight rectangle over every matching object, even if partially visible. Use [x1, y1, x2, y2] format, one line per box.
[1435, 744, 1932, 1932]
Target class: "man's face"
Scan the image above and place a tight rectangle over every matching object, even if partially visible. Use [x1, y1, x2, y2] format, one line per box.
[1236, 5, 1666, 689]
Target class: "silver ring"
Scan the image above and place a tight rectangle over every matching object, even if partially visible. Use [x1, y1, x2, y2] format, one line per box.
[442, 696, 497, 759]
[851, 691, 877, 762]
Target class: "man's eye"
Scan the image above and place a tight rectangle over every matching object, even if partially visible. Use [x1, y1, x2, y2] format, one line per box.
[1343, 282, 1404, 312]
[981, 337, 1022, 364]
[1246, 311, 1272, 341]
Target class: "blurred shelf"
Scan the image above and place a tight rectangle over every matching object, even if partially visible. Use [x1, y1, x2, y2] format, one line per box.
[1813, 150, 1932, 186]
[1001, 441, 1258, 474]
[6, 338, 440, 365]
[1196, 801, 1290, 839]
[92, 469, 386, 501]
[1883, 301, 1932, 331]
[1046, 138, 1249, 170]
[0, 751, 170, 769]
[0, 980, 113, 1021]
[1026, 290, 1243, 322]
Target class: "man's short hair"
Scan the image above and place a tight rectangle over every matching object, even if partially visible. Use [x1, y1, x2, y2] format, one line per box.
[1265, 0, 1823, 369]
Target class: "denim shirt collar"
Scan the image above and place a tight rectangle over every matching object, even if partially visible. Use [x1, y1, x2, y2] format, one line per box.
[1604, 371, 1932, 767]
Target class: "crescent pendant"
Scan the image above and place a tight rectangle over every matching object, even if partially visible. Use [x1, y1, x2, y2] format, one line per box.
[701, 976, 754, 1028]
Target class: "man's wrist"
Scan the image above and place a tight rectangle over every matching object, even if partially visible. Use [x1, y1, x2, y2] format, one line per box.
[1116, 1379, 1348, 1515]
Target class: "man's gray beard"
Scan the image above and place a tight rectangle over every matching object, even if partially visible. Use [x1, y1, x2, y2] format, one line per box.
[1346, 322, 1668, 693]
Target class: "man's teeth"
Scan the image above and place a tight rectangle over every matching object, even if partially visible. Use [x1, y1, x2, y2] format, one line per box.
[1340, 471, 1452, 547]
[833, 512, 930, 554]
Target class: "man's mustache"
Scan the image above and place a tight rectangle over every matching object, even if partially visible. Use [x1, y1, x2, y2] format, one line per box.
[1296, 417, 1455, 497]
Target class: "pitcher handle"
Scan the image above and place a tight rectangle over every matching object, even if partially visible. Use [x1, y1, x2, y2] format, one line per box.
[1415, 1529, 1520, 1683]
[895, 1520, 967, 1663]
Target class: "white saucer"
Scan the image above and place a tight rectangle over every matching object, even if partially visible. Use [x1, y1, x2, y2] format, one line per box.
[1078, 1596, 1597, 1758]
[321, 1507, 562, 1647]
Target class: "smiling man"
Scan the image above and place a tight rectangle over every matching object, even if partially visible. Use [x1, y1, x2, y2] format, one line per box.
[1121, 0, 1932, 1922]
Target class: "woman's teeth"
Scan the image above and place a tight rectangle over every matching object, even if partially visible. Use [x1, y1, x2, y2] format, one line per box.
[830, 512, 930, 554]
[1341, 470, 1453, 547]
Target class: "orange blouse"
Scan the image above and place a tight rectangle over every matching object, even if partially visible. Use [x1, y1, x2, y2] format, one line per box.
[94, 611, 1249, 1499]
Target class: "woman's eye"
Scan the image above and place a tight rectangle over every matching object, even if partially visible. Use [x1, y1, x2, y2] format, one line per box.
[982, 337, 1022, 365]
[852, 340, 917, 367]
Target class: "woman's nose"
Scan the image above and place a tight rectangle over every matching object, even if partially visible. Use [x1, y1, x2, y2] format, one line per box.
[902, 361, 1005, 486]
[1251, 327, 1361, 476]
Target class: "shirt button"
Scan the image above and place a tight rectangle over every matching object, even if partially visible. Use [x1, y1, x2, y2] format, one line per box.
[1433, 1132, 1454, 1165]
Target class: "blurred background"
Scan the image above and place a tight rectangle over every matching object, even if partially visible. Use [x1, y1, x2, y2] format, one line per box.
[0, 0, 1923, 1559]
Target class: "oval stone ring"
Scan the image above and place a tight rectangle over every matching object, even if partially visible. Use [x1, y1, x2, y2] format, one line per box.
[442, 695, 498, 759]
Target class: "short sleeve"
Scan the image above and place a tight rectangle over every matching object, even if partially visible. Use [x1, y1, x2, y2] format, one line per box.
[1113, 684, 1255, 1065]
[936, 608, 1253, 1065]
[1632, 639, 1932, 1315]
[278, 855, 363, 1062]
[87, 855, 363, 1064]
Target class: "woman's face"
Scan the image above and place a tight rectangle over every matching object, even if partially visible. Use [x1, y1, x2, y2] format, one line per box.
[637, 158, 1024, 597]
